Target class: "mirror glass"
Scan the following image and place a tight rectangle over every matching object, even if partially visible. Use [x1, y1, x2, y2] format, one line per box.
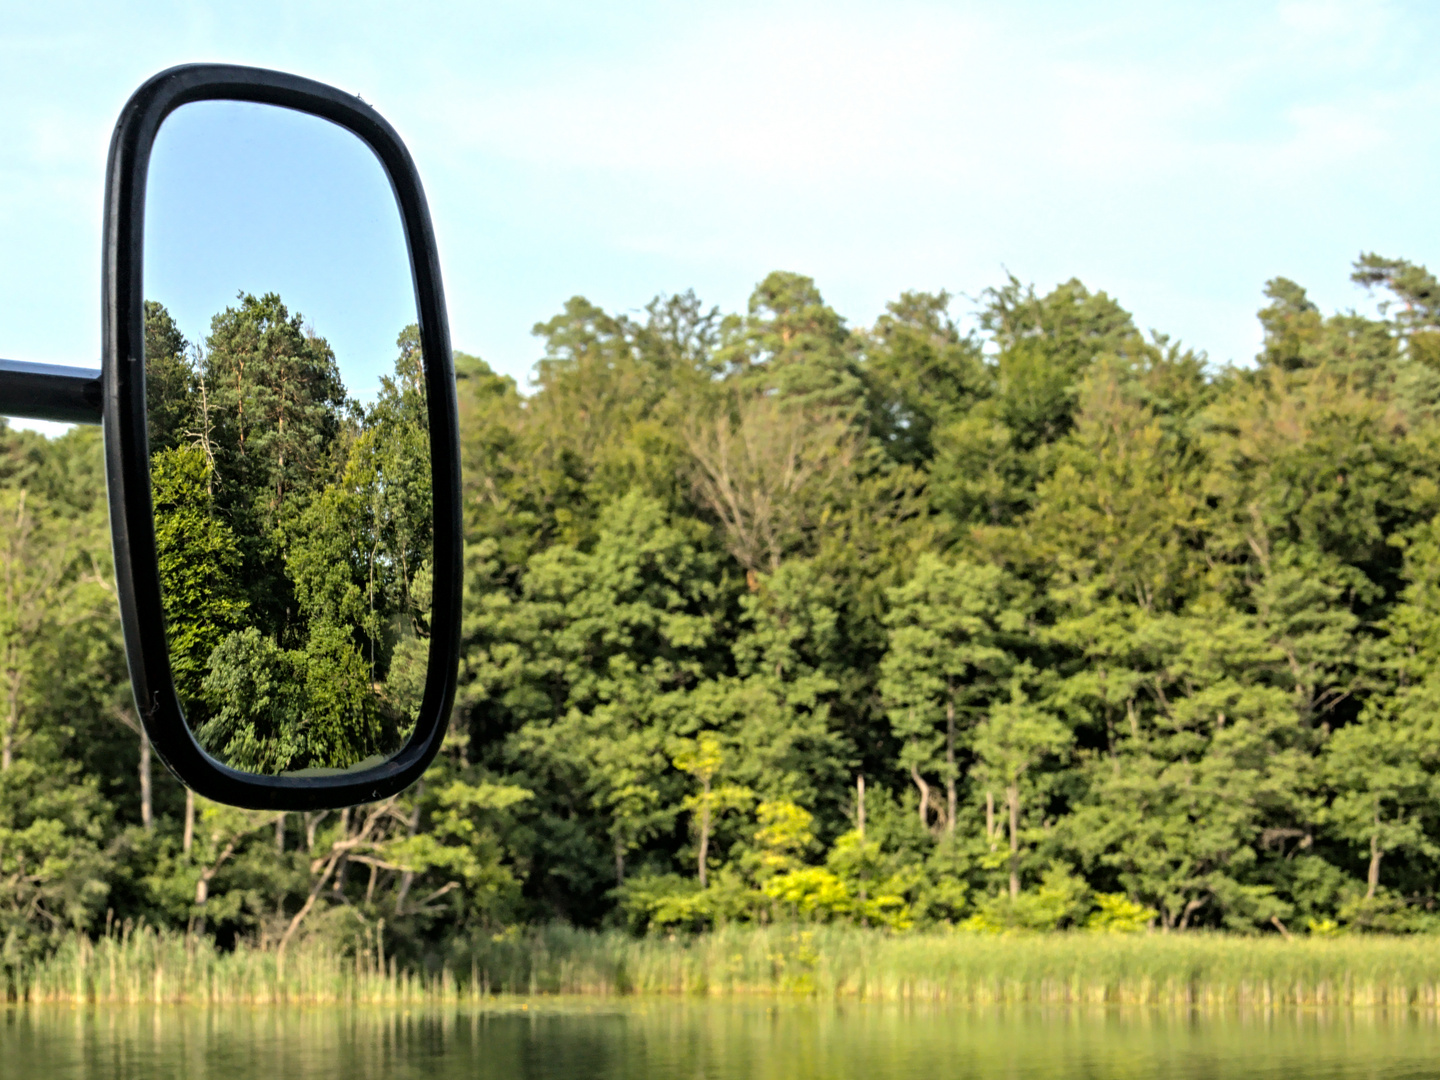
[144, 100, 431, 776]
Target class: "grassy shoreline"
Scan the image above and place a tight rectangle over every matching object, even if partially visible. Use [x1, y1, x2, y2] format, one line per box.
[19, 925, 1440, 1009]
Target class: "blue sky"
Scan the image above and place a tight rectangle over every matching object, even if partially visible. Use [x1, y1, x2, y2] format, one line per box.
[2, 0, 1437, 427]
[147, 101, 413, 403]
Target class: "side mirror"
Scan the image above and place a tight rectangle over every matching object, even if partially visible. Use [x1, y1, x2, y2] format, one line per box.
[0, 65, 461, 810]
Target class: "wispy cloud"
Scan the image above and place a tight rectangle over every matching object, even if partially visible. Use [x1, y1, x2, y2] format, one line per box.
[0, 1, 1437, 380]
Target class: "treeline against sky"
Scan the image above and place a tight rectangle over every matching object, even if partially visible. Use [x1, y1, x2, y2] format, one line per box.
[144, 295, 433, 775]
[1, 255, 1438, 973]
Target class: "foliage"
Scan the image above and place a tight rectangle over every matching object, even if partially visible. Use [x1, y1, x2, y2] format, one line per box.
[6, 256, 1440, 972]
[151, 307, 430, 769]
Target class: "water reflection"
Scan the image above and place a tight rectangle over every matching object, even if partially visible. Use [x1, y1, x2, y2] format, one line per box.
[9, 1001, 1440, 1080]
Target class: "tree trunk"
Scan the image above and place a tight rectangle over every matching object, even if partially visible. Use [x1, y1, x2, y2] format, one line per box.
[330, 808, 351, 898]
[275, 813, 286, 852]
[111, 708, 151, 830]
[139, 733, 152, 831]
[614, 830, 625, 885]
[280, 849, 343, 956]
[910, 764, 931, 831]
[856, 774, 868, 921]
[856, 775, 866, 840]
[2, 676, 17, 772]
[191, 838, 238, 938]
[1367, 827, 1382, 900]
[1007, 784, 1020, 899]
[698, 777, 711, 888]
[395, 796, 421, 914]
[192, 874, 208, 938]
[183, 788, 195, 855]
[304, 811, 328, 852]
[986, 790, 996, 851]
[281, 802, 390, 956]
[1, 501, 18, 775]
[1179, 895, 1207, 930]
[945, 686, 956, 836]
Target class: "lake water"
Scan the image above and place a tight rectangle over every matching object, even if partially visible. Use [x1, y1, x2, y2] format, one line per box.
[7, 999, 1440, 1079]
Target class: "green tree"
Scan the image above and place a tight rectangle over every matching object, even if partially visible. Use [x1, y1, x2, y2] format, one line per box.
[144, 300, 196, 453]
[881, 554, 1025, 834]
[1324, 703, 1440, 900]
[199, 624, 384, 774]
[973, 686, 1071, 898]
[151, 444, 249, 711]
[673, 733, 753, 888]
[861, 291, 989, 467]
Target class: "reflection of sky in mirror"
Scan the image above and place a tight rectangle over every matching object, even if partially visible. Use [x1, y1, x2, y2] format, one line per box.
[145, 101, 414, 405]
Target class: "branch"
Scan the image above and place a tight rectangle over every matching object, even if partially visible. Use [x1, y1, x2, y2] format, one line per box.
[345, 854, 407, 873]
[110, 704, 140, 736]
[411, 880, 461, 911]
[282, 800, 393, 954]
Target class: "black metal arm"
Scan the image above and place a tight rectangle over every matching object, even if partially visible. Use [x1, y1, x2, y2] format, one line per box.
[0, 359, 103, 425]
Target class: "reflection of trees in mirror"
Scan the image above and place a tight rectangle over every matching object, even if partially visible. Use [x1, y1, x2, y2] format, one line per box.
[144, 295, 432, 774]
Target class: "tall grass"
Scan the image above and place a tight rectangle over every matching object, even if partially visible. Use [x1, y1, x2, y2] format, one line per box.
[19, 924, 1440, 1008]
[19, 927, 447, 1006]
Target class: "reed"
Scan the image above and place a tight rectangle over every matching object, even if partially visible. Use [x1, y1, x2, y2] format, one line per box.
[18, 924, 1440, 1008]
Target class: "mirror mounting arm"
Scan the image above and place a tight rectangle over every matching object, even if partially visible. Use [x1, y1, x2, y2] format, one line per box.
[0, 360, 103, 425]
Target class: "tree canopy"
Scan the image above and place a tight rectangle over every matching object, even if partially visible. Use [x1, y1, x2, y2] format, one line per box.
[3, 256, 1440, 980]
[148, 293, 432, 774]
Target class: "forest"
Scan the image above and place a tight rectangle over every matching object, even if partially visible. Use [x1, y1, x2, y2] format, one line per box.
[2, 253, 1439, 978]
[145, 293, 433, 776]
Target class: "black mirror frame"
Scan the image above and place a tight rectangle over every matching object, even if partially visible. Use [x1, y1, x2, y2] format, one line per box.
[103, 63, 462, 810]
